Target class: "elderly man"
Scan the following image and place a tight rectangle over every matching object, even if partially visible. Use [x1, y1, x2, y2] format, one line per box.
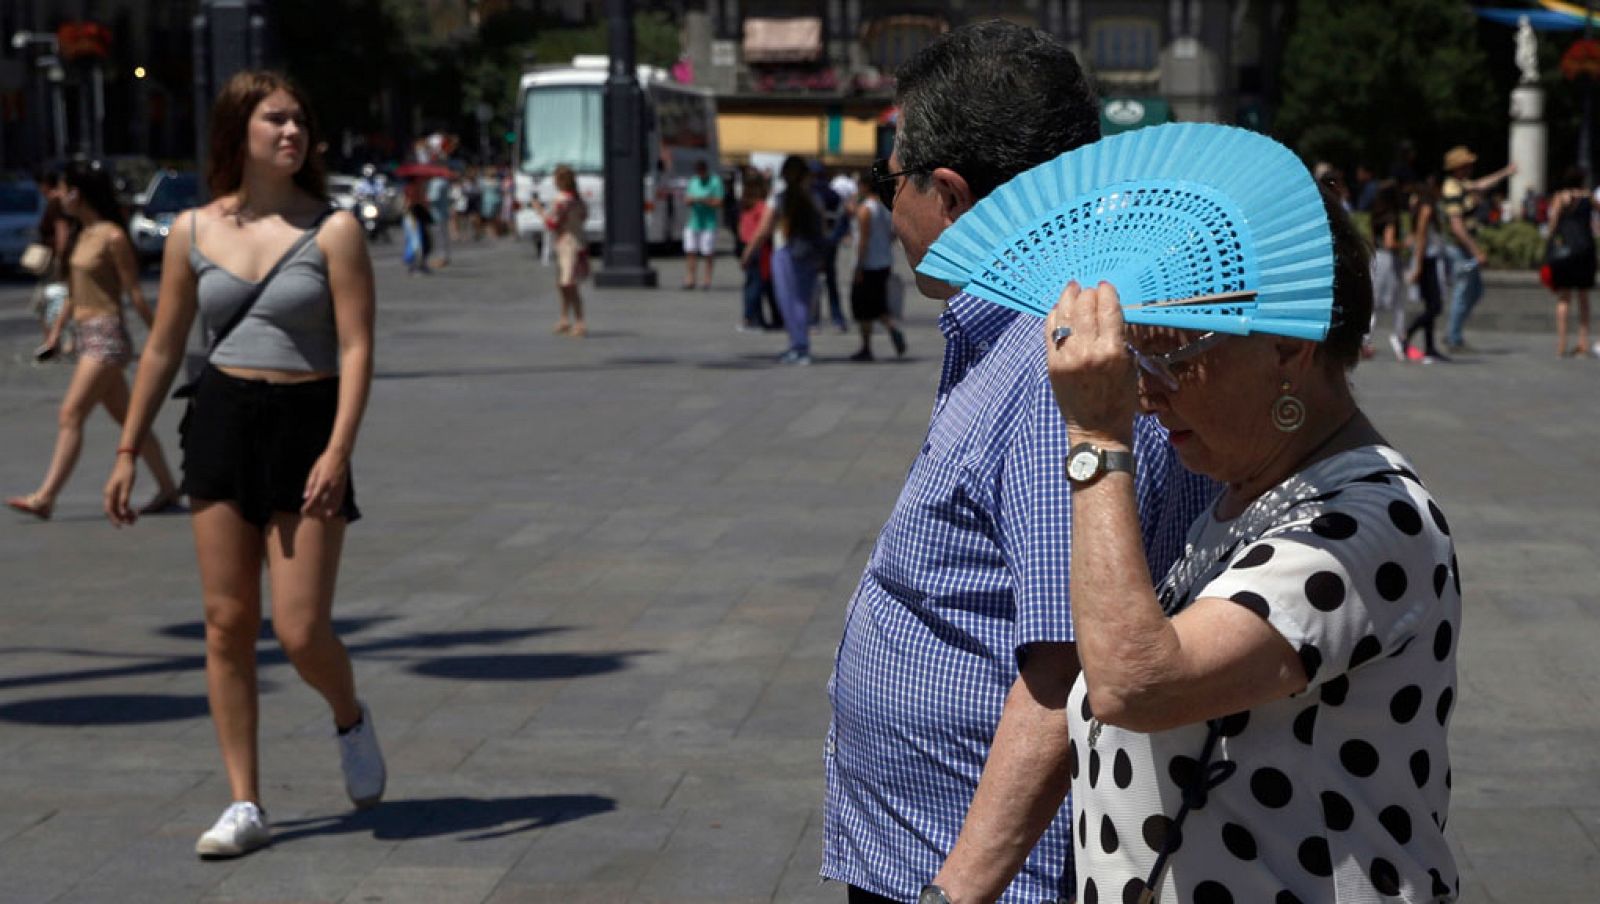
[821, 21, 1216, 904]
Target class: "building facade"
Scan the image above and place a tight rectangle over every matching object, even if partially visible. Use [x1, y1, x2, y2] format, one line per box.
[0, 0, 199, 170]
[685, 0, 1289, 165]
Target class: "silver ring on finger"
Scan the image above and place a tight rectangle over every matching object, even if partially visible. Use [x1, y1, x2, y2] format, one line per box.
[1051, 325, 1073, 348]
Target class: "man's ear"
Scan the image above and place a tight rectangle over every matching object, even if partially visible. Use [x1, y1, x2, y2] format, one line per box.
[931, 167, 976, 227]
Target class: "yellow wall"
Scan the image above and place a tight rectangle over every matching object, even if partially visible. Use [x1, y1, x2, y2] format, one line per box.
[717, 113, 881, 163]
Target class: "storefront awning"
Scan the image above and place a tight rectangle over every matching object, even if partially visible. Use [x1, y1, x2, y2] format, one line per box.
[743, 17, 824, 64]
[1100, 96, 1171, 135]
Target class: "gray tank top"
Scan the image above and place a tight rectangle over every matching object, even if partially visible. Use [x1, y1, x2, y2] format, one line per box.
[190, 211, 338, 372]
[860, 197, 895, 271]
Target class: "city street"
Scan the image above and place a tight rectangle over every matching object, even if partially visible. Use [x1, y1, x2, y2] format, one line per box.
[0, 237, 1597, 903]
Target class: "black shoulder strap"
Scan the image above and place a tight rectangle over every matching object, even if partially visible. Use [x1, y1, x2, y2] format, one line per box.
[204, 207, 336, 358]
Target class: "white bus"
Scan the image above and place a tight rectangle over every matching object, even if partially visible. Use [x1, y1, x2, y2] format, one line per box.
[512, 56, 720, 248]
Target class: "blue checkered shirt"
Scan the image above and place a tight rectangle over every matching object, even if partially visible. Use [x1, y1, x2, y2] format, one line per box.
[821, 293, 1217, 902]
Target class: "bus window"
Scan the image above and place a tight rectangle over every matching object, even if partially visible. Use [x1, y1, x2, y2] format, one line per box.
[521, 86, 605, 174]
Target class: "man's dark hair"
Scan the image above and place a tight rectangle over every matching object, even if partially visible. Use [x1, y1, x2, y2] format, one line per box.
[894, 20, 1100, 200]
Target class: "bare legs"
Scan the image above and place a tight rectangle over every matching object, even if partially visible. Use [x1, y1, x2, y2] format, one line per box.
[1556, 289, 1592, 356]
[558, 284, 586, 337]
[10, 356, 178, 516]
[194, 501, 360, 804]
[683, 254, 713, 289]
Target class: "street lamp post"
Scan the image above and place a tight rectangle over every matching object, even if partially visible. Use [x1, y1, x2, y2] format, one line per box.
[1583, 0, 1595, 177]
[192, 0, 267, 183]
[595, 0, 657, 287]
[10, 31, 65, 161]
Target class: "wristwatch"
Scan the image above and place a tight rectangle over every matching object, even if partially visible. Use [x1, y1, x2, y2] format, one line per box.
[1065, 442, 1136, 486]
[918, 884, 953, 904]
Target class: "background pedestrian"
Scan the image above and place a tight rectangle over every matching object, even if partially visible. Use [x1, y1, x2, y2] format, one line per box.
[1544, 165, 1595, 357]
[531, 164, 589, 337]
[7, 162, 180, 520]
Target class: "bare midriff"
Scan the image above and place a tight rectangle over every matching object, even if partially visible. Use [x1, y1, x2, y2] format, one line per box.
[214, 365, 338, 384]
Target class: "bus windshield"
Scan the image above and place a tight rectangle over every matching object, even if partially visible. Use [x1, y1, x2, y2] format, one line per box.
[521, 85, 604, 175]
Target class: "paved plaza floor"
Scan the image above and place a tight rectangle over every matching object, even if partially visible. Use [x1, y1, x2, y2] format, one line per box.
[0, 239, 1596, 903]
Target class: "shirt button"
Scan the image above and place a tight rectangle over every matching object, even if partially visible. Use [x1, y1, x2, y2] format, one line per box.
[825, 735, 836, 755]
[977, 341, 990, 353]
[922, 443, 932, 455]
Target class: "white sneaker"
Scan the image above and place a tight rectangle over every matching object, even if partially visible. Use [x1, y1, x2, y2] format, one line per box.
[337, 702, 386, 808]
[195, 801, 270, 859]
[1388, 334, 1407, 362]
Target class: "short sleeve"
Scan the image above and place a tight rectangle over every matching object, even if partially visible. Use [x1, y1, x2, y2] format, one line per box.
[1002, 373, 1078, 655]
[1440, 180, 1466, 219]
[1198, 489, 1447, 691]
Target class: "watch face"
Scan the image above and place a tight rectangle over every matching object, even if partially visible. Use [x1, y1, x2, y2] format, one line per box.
[1068, 448, 1100, 482]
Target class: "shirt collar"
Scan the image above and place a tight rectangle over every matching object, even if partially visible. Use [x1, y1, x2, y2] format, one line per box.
[939, 291, 1019, 349]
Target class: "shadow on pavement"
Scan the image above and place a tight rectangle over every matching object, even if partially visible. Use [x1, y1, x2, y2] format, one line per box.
[271, 793, 617, 844]
[0, 692, 212, 725]
[0, 623, 599, 723]
[408, 651, 643, 681]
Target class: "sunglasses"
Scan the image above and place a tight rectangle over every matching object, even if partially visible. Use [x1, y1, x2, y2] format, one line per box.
[869, 157, 932, 211]
[1131, 331, 1228, 391]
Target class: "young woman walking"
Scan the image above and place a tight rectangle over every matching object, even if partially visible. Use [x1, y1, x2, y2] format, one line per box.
[103, 70, 385, 858]
[7, 162, 181, 519]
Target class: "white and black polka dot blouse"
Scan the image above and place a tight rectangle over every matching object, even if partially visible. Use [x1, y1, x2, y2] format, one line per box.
[1067, 445, 1460, 904]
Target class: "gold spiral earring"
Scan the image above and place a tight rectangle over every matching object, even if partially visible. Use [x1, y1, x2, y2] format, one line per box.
[1272, 380, 1306, 433]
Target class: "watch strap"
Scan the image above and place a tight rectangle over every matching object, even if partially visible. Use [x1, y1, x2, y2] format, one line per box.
[1101, 447, 1136, 477]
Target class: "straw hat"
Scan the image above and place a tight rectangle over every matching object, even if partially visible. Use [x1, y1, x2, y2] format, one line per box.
[1443, 146, 1478, 171]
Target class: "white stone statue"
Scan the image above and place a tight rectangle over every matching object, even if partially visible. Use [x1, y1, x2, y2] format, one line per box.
[1516, 15, 1539, 84]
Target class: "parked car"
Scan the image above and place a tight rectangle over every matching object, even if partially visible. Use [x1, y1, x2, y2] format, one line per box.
[0, 180, 45, 272]
[129, 169, 200, 262]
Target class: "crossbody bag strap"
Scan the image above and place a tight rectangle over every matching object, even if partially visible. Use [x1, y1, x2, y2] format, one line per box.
[202, 206, 336, 360]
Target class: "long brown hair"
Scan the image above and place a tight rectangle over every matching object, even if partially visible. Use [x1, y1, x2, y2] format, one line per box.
[206, 70, 327, 204]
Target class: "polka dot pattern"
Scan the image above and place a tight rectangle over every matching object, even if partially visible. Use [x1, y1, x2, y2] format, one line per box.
[1304, 571, 1346, 612]
[1388, 500, 1422, 535]
[1311, 512, 1358, 539]
[1068, 446, 1458, 904]
[1228, 590, 1270, 619]
[1390, 685, 1422, 723]
[1349, 635, 1383, 670]
[1321, 790, 1354, 831]
[1113, 749, 1133, 789]
[1233, 543, 1275, 569]
[1251, 767, 1294, 808]
[1371, 856, 1402, 896]
[1341, 739, 1381, 777]
[1380, 805, 1413, 844]
[1292, 705, 1318, 745]
[1221, 822, 1257, 860]
[1298, 836, 1332, 876]
[1375, 562, 1408, 601]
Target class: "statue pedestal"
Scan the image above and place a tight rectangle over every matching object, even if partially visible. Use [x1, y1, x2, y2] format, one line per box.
[1509, 83, 1546, 212]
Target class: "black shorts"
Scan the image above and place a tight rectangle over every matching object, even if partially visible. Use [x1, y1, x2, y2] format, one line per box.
[180, 366, 360, 527]
[851, 267, 891, 322]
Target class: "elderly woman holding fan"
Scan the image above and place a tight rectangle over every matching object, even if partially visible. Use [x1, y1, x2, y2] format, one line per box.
[919, 122, 1462, 902]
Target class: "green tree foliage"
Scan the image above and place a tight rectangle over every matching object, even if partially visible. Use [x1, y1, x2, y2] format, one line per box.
[1275, 0, 1499, 173]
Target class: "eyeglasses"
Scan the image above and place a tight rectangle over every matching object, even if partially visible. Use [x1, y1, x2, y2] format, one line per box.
[869, 157, 931, 211]
[1131, 331, 1227, 391]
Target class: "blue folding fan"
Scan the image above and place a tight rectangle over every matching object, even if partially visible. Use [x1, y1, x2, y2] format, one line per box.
[917, 122, 1334, 340]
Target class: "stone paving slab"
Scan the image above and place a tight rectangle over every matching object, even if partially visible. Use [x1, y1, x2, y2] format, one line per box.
[0, 240, 1596, 902]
